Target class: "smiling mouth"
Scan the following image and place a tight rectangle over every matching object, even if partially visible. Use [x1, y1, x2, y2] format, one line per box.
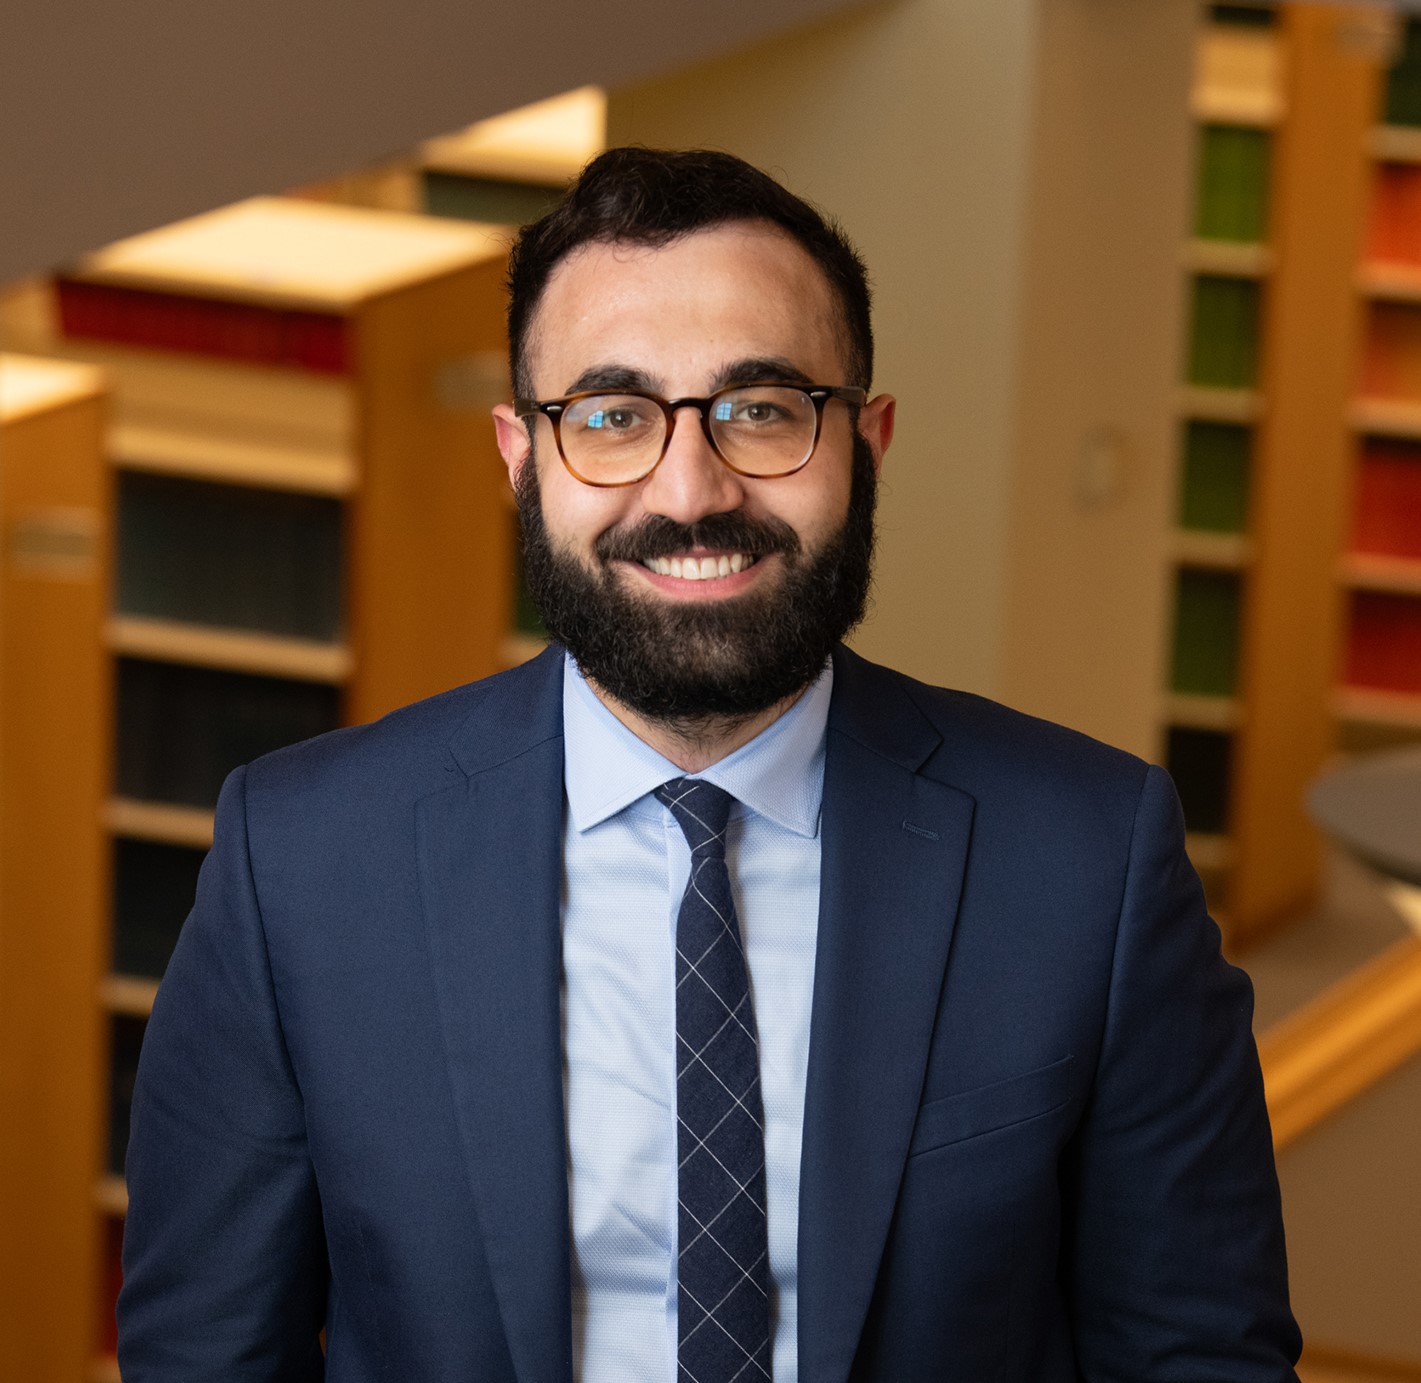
[639, 552, 759, 581]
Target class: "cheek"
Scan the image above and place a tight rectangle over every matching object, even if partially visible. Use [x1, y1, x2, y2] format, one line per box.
[537, 464, 638, 552]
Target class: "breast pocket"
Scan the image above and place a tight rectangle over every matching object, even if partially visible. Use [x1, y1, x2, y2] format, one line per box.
[907, 1054, 1077, 1158]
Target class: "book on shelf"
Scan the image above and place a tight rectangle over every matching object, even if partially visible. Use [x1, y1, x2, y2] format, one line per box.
[118, 473, 343, 641]
[1187, 275, 1262, 389]
[116, 659, 341, 808]
[1195, 124, 1271, 244]
[1353, 439, 1421, 560]
[1345, 591, 1421, 694]
[107, 1016, 146, 1177]
[1180, 419, 1252, 532]
[56, 279, 350, 373]
[1170, 568, 1243, 697]
[98, 1219, 124, 1357]
[1385, 17, 1421, 128]
[1366, 164, 1421, 267]
[1359, 300, 1421, 399]
[422, 172, 563, 227]
[112, 839, 208, 980]
[1166, 726, 1234, 836]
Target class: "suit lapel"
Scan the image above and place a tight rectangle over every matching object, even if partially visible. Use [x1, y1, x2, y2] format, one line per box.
[798, 650, 976, 1383]
[417, 649, 572, 1383]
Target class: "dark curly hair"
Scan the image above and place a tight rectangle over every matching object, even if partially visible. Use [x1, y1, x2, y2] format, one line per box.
[505, 146, 874, 399]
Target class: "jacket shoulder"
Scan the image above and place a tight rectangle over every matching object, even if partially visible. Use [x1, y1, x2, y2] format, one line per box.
[242, 647, 564, 813]
[834, 647, 1151, 803]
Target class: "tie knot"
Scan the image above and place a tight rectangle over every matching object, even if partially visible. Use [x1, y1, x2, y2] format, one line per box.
[656, 777, 734, 857]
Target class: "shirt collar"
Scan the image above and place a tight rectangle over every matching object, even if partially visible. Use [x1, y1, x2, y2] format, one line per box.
[562, 652, 831, 838]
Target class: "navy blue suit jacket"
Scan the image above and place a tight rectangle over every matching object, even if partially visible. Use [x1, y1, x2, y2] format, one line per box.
[119, 645, 1301, 1380]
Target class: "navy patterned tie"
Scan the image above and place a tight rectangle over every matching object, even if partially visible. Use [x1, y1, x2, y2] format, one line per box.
[656, 778, 771, 1382]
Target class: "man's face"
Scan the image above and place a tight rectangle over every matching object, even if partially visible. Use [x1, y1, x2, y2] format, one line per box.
[494, 221, 894, 725]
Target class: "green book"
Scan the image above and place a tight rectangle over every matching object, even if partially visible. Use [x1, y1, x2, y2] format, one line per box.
[1180, 421, 1252, 533]
[1166, 727, 1233, 835]
[423, 171, 564, 226]
[1195, 126, 1271, 244]
[117, 474, 343, 641]
[1208, 5, 1276, 28]
[1386, 19, 1421, 128]
[1187, 276, 1262, 389]
[1170, 568, 1243, 697]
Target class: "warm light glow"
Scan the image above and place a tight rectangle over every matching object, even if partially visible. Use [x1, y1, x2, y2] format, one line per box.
[421, 87, 607, 185]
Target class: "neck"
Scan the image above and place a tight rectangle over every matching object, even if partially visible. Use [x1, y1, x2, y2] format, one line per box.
[585, 680, 806, 774]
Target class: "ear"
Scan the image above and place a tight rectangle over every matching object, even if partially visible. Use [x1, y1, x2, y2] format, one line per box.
[493, 403, 532, 488]
[857, 393, 895, 477]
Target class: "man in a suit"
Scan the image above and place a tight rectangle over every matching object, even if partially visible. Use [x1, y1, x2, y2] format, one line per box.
[119, 148, 1301, 1380]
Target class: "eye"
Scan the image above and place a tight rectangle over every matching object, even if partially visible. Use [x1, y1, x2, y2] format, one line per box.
[590, 407, 640, 431]
[566, 394, 660, 441]
[716, 387, 809, 428]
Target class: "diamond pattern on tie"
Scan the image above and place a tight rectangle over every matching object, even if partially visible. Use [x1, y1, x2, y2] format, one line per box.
[656, 778, 771, 1382]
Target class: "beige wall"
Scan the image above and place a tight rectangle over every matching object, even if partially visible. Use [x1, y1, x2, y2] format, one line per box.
[610, 0, 1043, 704]
[1000, 0, 1196, 754]
[610, 0, 1198, 756]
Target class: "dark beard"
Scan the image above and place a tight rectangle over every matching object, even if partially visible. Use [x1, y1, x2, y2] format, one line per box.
[515, 437, 878, 734]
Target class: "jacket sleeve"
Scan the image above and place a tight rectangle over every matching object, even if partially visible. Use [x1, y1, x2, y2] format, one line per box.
[1066, 764, 1302, 1379]
[117, 766, 327, 1381]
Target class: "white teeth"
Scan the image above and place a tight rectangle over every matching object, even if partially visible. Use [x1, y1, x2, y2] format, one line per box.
[641, 553, 755, 581]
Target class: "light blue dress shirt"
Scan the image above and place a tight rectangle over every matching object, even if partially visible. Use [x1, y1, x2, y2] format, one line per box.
[561, 654, 830, 1383]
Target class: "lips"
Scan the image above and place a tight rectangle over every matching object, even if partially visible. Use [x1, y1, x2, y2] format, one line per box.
[640, 553, 757, 581]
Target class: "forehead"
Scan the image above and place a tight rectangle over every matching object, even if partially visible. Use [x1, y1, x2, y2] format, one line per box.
[526, 221, 846, 394]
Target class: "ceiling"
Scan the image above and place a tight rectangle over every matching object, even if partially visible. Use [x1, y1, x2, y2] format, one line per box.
[1, 0, 868, 284]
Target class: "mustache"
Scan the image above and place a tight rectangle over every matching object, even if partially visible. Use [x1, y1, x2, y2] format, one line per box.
[595, 512, 801, 564]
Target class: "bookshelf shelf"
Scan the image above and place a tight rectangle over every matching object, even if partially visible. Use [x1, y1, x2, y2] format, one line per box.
[1350, 395, 1421, 440]
[104, 798, 216, 849]
[1165, 692, 1244, 731]
[1340, 552, 1421, 596]
[1191, 16, 1285, 129]
[1372, 123, 1421, 164]
[1171, 528, 1255, 569]
[501, 633, 550, 669]
[89, 1354, 122, 1383]
[1186, 239, 1274, 277]
[93, 1176, 129, 1218]
[1335, 686, 1421, 729]
[107, 616, 353, 684]
[99, 975, 160, 1019]
[1358, 262, 1421, 304]
[1186, 832, 1236, 872]
[1180, 384, 1264, 423]
[113, 425, 357, 497]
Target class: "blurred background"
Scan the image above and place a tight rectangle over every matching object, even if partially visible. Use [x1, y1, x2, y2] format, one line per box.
[3, 1, 1420, 1378]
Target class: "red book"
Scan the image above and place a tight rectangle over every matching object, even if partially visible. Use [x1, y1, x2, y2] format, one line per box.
[1366, 164, 1421, 266]
[1359, 301, 1421, 400]
[98, 1215, 124, 1356]
[56, 279, 350, 374]
[1345, 591, 1421, 693]
[1353, 440, 1421, 559]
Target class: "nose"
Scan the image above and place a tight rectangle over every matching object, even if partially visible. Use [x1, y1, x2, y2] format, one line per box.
[637, 405, 747, 525]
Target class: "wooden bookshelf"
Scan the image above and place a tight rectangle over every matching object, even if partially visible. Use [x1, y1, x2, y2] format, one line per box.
[2, 196, 519, 1377]
[0, 354, 111, 1383]
[1345, 23, 1421, 763]
[1166, 5, 1389, 946]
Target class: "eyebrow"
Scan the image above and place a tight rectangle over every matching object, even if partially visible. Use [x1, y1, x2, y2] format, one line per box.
[564, 364, 659, 395]
[563, 356, 816, 398]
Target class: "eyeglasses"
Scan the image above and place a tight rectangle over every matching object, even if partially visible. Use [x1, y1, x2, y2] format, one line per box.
[513, 382, 867, 487]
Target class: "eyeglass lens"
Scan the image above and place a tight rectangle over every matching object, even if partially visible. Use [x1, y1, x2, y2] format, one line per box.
[561, 386, 818, 482]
